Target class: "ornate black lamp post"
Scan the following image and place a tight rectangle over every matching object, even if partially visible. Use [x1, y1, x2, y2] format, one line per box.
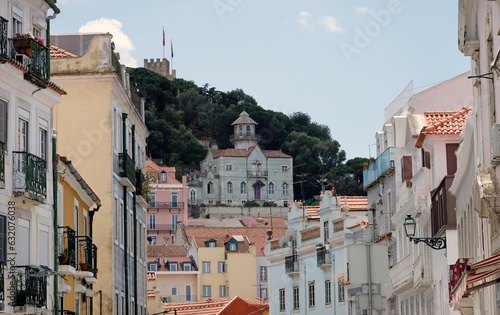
[403, 214, 446, 250]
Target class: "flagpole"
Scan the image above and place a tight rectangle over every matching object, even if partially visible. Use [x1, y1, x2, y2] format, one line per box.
[170, 39, 173, 72]
[162, 26, 165, 59]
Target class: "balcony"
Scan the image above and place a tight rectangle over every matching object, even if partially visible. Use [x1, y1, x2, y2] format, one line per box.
[389, 254, 413, 295]
[285, 254, 299, 274]
[76, 236, 97, 281]
[147, 224, 177, 232]
[431, 175, 456, 237]
[0, 262, 4, 303]
[316, 246, 332, 268]
[9, 37, 49, 88]
[118, 153, 135, 190]
[413, 254, 432, 292]
[136, 170, 149, 208]
[0, 17, 7, 63]
[0, 141, 5, 189]
[12, 152, 47, 201]
[13, 266, 52, 308]
[58, 227, 77, 276]
[229, 133, 262, 141]
[363, 147, 395, 190]
[247, 170, 268, 177]
[149, 202, 184, 209]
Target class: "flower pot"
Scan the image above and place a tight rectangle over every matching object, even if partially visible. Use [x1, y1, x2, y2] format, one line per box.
[80, 262, 88, 271]
[58, 254, 68, 265]
[24, 48, 31, 57]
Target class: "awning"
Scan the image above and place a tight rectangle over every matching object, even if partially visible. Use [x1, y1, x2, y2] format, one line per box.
[252, 180, 265, 187]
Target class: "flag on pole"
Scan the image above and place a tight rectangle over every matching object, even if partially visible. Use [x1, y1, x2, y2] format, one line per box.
[163, 27, 165, 46]
[171, 39, 174, 58]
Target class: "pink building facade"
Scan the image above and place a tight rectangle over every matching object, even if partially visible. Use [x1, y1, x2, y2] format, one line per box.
[146, 160, 188, 245]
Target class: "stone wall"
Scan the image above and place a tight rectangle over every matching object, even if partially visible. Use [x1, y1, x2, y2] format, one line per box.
[201, 206, 289, 219]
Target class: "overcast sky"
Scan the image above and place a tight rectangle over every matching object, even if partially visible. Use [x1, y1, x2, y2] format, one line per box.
[51, 0, 470, 160]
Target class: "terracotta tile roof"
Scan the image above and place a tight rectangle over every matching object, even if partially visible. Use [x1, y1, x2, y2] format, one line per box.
[231, 111, 258, 125]
[262, 150, 292, 158]
[4, 58, 67, 95]
[147, 289, 155, 297]
[147, 271, 156, 280]
[212, 147, 254, 158]
[163, 297, 268, 315]
[184, 226, 287, 256]
[50, 44, 78, 58]
[415, 107, 471, 148]
[148, 245, 187, 257]
[307, 196, 368, 219]
[306, 206, 321, 219]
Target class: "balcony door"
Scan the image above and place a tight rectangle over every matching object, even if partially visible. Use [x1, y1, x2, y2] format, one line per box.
[186, 285, 192, 302]
[172, 192, 178, 208]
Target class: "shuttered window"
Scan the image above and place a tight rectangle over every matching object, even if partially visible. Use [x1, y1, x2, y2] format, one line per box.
[17, 219, 30, 265]
[0, 99, 7, 143]
[401, 156, 413, 187]
[39, 224, 49, 266]
[0, 215, 5, 265]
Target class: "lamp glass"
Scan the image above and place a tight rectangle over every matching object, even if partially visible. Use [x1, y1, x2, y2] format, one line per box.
[403, 215, 416, 238]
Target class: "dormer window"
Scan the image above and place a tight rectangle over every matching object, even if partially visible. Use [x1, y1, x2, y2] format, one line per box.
[229, 243, 237, 251]
[226, 239, 238, 251]
[206, 239, 216, 247]
[160, 171, 167, 182]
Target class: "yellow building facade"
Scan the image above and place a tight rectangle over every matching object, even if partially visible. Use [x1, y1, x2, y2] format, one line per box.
[57, 156, 101, 314]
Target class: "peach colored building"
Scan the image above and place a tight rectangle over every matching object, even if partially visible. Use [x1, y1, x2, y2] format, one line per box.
[146, 160, 188, 245]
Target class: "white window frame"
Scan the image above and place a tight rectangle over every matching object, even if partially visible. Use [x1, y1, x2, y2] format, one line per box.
[293, 285, 300, 310]
[169, 263, 177, 271]
[225, 164, 232, 171]
[203, 285, 211, 297]
[227, 181, 233, 194]
[279, 288, 285, 312]
[308, 281, 316, 308]
[219, 285, 226, 297]
[240, 182, 246, 194]
[282, 183, 289, 195]
[325, 279, 332, 305]
[218, 261, 225, 273]
[171, 285, 177, 296]
[282, 165, 288, 172]
[202, 261, 210, 273]
[268, 182, 274, 195]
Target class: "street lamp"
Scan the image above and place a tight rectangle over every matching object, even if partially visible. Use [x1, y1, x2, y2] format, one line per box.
[403, 214, 446, 250]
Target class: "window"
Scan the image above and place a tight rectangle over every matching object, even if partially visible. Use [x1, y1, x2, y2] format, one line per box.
[218, 261, 225, 273]
[160, 171, 167, 182]
[206, 240, 216, 247]
[227, 181, 233, 194]
[171, 285, 177, 296]
[18, 118, 28, 151]
[324, 220, 330, 243]
[239, 126, 242, 136]
[279, 288, 285, 312]
[338, 276, 345, 303]
[282, 183, 289, 195]
[149, 235, 156, 245]
[228, 243, 237, 251]
[17, 218, 30, 265]
[293, 285, 300, 310]
[246, 125, 251, 136]
[12, 6, 22, 36]
[38, 224, 49, 266]
[283, 200, 288, 207]
[32, 28, 41, 39]
[0, 99, 7, 144]
[186, 285, 192, 301]
[149, 214, 156, 230]
[260, 266, 267, 281]
[148, 263, 157, 272]
[240, 182, 246, 194]
[202, 261, 210, 273]
[225, 164, 232, 171]
[203, 285, 211, 297]
[207, 181, 214, 194]
[39, 118, 48, 160]
[190, 190, 196, 202]
[325, 280, 332, 305]
[308, 281, 315, 308]
[169, 263, 178, 271]
[150, 192, 156, 207]
[183, 263, 191, 271]
[172, 214, 178, 230]
[172, 193, 178, 208]
[219, 285, 226, 297]
[227, 199, 232, 204]
[268, 182, 274, 195]
[282, 165, 288, 172]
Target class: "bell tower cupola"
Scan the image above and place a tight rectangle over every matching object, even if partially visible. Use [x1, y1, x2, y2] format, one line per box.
[230, 111, 260, 150]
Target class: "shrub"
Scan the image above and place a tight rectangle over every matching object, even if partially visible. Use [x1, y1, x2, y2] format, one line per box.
[244, 201, 260, 207]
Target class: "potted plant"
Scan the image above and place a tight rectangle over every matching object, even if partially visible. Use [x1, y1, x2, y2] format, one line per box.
[58, 248, 75, 265]
[79, 262, 89, 271]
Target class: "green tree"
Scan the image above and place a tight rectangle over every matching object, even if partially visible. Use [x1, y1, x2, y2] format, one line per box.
[329, 157, 369, 196]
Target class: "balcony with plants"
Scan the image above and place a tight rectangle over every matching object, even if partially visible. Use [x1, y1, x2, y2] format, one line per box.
[12, 151, 47, 202]
[136, 169, 150, 208]
[118, 152, 135, 190]
[13, 266, 51, 310]
[363, 147, 395, 190]
[8, 32, 49, 88]
[76, 236, 98, 281]
[58, 227, 76, 275]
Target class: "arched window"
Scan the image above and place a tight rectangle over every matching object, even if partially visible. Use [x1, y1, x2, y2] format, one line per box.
[268, 182, 275, 195]
[190, 190, 196, 201]
[160, 171, 167, 182]
[241, 182, 247, 194]
[246, 125, 251, 136]
[282, 183, 289, 195]
[227, 181, 233, 194]
[239, 126, 243, 136]
[207, 181, 214, 194]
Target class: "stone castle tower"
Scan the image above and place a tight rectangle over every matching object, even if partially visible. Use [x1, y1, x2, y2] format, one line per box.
[143, 58, 176, 80]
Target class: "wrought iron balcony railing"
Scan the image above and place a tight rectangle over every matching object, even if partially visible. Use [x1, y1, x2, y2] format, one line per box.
[149, 202, 184, 209]
[247, 170, 268, 177]
[147, 224, 177, 232]
[77, 236, 97, 277]
[9, 38, 49, 87]
[58, 226, 76, 268]
[0, 141, 5, 186]
[0, 17, 7, 62]
[13, 266, 50, 308]
[229, 133, 262, 141]
[363, 147, 395, 189]
[0, 262, 4, 302]
[316, 246, 332, 267]
[118, 153, 135, 184]
[13, 151, 47, 199]
[285, 254, 299, 274]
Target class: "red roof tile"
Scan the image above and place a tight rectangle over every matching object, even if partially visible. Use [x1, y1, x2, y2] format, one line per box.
[262, 150, 291, 158]
[307, 196, 368, 218]
[415, 107, 471, 148]
[148, 245, 187, 257]
[50, 44, 78, 59]
[163, 297, 268, 315]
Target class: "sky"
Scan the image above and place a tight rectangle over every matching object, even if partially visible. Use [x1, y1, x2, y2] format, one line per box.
[51, 0, 471, 160]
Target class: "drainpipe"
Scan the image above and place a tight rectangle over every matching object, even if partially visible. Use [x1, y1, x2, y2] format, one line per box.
[89, 204, 100, 315]
[45, 1, 59, 80]
[122, 113, 129, 315]
[132, 125, 138, 315]
[52, 132, 59, 315]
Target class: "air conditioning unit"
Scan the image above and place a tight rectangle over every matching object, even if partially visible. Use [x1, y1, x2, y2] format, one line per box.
[164, 258, 168, 264]
[15, 54, 30, 66]
[492, 124, 500, 164]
